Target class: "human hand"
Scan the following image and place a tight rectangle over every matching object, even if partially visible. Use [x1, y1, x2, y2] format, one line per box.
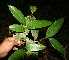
[0, 37, 22, 58]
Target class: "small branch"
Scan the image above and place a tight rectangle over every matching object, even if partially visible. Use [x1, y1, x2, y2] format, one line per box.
[38, 37, 46, 41]
[65, 44, 69, 49]
[63, 44, 69, 60]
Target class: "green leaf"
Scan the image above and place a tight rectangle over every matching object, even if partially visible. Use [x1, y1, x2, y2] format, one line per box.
[30, 6, 37, 14]
[25, 43, 46, 51]
[46, 18, 64, 37]
[8, 49, 25, 60]
[49, 38, 66, 54]
[8, 5, 26, 25]
[27, 20, 52, 29]
[31, 30, 39, 40]
[9, 24, 25, 32]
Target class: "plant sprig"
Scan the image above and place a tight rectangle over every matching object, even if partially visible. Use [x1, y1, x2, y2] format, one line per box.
[8, 5, 65, 60]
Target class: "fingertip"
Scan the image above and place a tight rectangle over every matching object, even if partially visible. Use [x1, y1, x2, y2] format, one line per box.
[17, 41, 21, 44]
[13, 47, 18, 50]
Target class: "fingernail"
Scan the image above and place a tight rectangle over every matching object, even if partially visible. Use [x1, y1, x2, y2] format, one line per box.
[13, 47, 18, 50]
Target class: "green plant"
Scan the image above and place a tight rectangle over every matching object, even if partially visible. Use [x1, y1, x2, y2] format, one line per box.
[8, 5, 65, 60]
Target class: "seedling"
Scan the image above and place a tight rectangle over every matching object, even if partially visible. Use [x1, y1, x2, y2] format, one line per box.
[8, 5, 65, 60]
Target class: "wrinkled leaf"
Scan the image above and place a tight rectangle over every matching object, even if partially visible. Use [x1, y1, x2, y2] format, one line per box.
[30, 6, 37, 14]
[26, 51, 38, 56]
[27, 20, 52, 29]
[25, 43, 46, 51]
[13, 29, 30, 40]
[49, 38, 66, 54]
[25, 16, 36, 24]
[26, 51, 33, 56]
[8, 49, 25, 60]
[9, 24, 25, 32]
[8, 5, 26, 25]
[46, 18, 64, 37]
[31, 30, 39, 40]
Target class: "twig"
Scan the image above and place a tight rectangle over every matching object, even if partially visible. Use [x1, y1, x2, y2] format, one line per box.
[63, 44, 69, 60]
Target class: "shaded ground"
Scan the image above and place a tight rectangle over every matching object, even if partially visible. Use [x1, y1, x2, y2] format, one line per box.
[0, 0, 69, 60]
